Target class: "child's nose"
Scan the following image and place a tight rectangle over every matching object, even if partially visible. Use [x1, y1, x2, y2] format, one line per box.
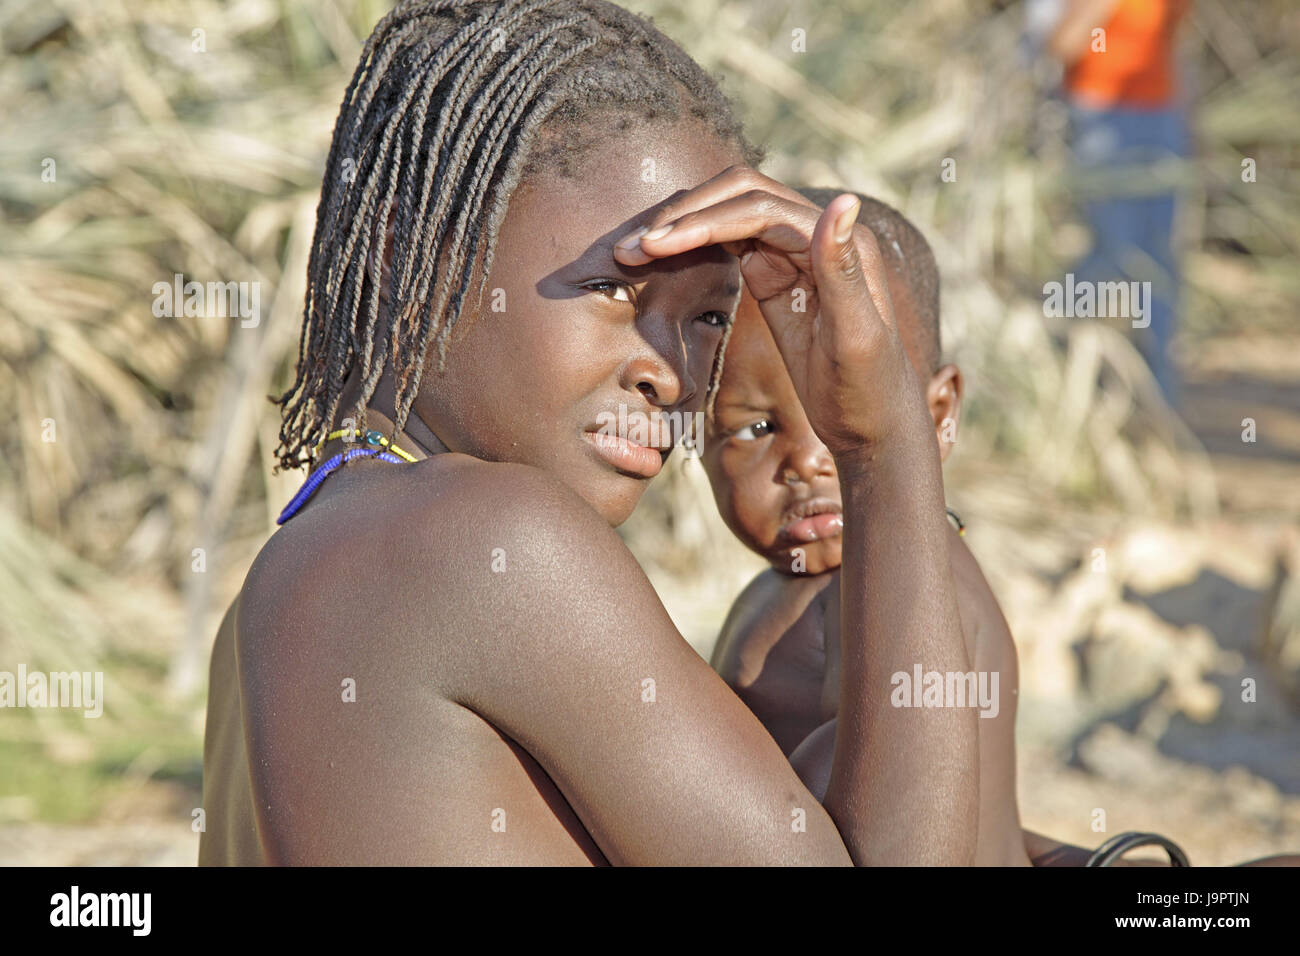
[781, 437, 835, 485]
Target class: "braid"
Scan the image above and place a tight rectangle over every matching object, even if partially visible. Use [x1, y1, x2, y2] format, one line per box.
[704, 314, 734, 424]
[273, 0, 763, 473]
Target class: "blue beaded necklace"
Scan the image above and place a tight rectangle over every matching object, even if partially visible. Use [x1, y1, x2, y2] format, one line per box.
[276, 446, 404, 525]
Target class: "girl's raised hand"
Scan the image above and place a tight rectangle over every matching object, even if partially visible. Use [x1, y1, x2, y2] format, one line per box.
[613, 166, 927, 461]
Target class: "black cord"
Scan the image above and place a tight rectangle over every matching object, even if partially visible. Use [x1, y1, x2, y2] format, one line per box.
[1086, 831, 1191, 867]
[945, 507, 965, 535]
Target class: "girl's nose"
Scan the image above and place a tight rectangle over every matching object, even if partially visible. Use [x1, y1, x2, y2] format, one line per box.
[623, 319, 698, 408]
[625, 358, 695, 408]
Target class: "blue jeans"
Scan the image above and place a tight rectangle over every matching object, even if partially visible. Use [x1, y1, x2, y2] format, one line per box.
[1069, 103, 1189, 405]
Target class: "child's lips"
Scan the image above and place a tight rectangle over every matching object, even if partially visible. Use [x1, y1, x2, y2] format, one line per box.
[777, 497, 844, 544]
[781, 512, 844, 543]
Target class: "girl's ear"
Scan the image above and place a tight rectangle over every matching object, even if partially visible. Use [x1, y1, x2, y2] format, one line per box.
[926, 363, 963, 463]
[365, 203, 399, 303]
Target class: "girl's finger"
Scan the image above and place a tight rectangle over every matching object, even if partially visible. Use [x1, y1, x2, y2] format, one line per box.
[613, 165, 817, 254]
[612, 191, 822, 266]
[807, 193, 894, 336]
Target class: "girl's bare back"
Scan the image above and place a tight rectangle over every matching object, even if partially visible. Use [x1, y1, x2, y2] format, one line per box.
[201, 599, 605, 865]
[200, 456, 611, 865]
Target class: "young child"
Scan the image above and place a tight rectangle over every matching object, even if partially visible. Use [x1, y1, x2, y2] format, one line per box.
[200, 1, 981, 865]
[703, 188, 1300, 869]
[703, 189, 1031, 865]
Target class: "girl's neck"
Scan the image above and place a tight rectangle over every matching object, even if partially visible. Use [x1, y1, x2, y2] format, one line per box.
[324, 366, 450, 464]
[356, 405, 447, 462]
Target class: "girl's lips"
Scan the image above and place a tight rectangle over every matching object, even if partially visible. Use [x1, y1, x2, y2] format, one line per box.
[583, 431, 664, 479]
[780, 511, 844, 543]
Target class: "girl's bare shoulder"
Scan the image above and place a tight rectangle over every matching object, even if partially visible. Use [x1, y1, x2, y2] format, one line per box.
[235, 454, 648, 680]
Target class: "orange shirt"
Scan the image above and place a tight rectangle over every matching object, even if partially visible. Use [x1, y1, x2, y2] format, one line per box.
[1065, 0, 1188, 108]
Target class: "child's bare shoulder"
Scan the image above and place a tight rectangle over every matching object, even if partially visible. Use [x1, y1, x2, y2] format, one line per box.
[946, 527, 1018, 675]
[947, 527, 1028, 863]
[711, 568, 830, 681]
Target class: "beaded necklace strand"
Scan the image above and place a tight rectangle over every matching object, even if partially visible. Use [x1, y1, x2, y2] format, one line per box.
[313, 428, 420, 463]
[277, 429, 417, 526]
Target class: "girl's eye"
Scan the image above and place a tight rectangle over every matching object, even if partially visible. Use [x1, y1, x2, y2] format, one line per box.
[696, 311, 729, 329]
[584, 279, 633, 303]
[733, 420, 774, 441]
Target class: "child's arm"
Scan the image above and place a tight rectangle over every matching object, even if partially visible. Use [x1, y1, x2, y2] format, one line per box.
[711, 571, 831, 755]
[708, 570, 780, 680]
[950, 531, 1032, 865]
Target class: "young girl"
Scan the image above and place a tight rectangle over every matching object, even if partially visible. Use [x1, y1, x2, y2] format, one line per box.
[199, 0, 977, 865]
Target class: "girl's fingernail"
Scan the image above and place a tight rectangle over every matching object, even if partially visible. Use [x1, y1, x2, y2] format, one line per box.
[642, 222, 674, 241]
[834, 197, 860, 244]
[615, 226, 649, 250]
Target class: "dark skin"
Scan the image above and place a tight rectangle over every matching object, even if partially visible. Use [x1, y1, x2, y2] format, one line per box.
[200, 118, 977, 865]
[702, 281, 1029, 865]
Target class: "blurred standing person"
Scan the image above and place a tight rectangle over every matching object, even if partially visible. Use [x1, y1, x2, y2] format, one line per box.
[1030, 0, 1192, 406]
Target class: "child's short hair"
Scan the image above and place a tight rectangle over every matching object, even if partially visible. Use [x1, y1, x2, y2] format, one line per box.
[274, 0, 764, 473]
[796, 187, 941, 372]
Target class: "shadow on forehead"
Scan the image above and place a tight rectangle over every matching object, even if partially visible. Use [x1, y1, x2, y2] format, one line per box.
[525, 182, 740, 302]
[533, 225, 739, 302]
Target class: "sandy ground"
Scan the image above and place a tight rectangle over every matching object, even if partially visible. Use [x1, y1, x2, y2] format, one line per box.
[998, 331, 1300, 865]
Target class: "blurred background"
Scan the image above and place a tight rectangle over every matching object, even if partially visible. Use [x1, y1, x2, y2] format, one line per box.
[1, 0, 1297, 864]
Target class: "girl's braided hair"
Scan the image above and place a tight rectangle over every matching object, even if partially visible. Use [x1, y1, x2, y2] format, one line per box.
[273, 0, 764, 472]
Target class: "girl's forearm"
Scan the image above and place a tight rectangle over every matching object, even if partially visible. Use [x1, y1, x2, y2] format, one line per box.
[823, 434, 979, 865]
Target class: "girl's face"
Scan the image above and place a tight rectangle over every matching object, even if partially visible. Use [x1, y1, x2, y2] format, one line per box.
[415, 120, 744, 525]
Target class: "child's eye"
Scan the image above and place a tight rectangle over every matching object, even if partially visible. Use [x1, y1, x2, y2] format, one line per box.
[695, 311, 730, 329]
[583, 279, 633, 303]
[733, 420, 774, 441]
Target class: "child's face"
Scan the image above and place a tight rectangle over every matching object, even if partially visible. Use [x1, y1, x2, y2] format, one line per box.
[412, 119, 743, 526]
[702, 296, 843, 576]
[702, 272, 960, 576]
